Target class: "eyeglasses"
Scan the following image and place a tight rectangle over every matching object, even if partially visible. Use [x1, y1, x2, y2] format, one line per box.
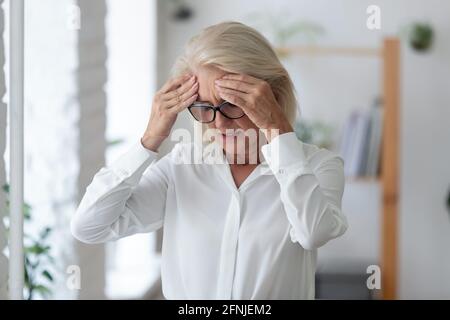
[187, 101, 245, 123]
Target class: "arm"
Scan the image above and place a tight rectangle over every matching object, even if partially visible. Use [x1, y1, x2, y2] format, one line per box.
[261, 132, 348, 250]
[70, 140, 170, 244]
[71, 72, 199, 244]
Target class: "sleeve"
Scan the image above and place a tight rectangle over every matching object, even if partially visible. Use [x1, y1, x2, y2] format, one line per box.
[70, 140, 171, 244]
[261, 132, 348, 250]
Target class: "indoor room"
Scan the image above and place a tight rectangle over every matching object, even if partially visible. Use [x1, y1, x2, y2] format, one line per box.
[1, 0, 449, 301]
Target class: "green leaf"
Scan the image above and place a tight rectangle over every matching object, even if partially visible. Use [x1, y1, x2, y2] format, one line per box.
[34, 285, 52, 298]
[107, 138, 125, 147]
[42, 270, 54, 282]
[39, 227, 52, 239]
[23, 204, 32, 220]
[3, 185, 56, 297]
[25, 244, 50, 255]
[24, 264, 30, 284]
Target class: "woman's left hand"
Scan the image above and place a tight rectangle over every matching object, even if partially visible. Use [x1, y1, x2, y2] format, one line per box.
[214, 73, 293, 142]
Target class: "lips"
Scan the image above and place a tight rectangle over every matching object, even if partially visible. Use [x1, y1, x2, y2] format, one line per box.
[220, 129, 244, 138]
[221, 132, 240, 137]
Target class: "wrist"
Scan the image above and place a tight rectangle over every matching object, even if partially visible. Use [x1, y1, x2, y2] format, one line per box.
[140, 134, 165, 152]
[264, 123, 293, 143]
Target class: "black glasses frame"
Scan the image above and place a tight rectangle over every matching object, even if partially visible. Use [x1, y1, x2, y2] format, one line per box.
[187, 101, 245, 123]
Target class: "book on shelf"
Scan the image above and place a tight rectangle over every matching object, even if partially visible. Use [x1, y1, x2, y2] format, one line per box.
[339, 98, 383, 179]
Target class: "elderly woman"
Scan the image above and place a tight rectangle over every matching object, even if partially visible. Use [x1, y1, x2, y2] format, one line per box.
[71, 21, 347, 300]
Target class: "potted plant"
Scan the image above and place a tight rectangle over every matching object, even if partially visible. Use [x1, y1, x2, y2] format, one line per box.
[403, 22, 434, 52]
[3, 184, 56, 299]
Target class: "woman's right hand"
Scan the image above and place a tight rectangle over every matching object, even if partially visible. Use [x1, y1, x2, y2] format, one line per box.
[141, 73, 199, 152]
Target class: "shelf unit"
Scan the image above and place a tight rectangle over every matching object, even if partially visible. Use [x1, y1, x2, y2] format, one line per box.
[277, 39, 400, 299]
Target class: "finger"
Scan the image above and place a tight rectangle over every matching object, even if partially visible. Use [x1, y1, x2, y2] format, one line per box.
[163, 76, 197, 101]
[216, 87, 248, 101]
[216, 88, 248, 110]
[167, 82, 199, 107]
[214, 79, 254, 93]
[160, 73, 192, 93]
[221, 73, 260, 84]
[170, 93, 198, 114]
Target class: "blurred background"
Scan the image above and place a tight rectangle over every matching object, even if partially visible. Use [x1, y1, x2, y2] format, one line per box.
[1, 0, 449, 300]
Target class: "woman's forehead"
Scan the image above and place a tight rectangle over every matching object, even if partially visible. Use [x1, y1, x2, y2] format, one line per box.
[195, 66, 228, 104]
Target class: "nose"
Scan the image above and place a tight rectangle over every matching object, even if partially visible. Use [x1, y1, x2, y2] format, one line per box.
[214, 109, 232, 130]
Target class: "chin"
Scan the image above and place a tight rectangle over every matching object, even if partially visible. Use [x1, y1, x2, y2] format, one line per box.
[222, 141, 252, 165]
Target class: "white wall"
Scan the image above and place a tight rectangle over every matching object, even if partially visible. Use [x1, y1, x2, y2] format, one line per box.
[157, 0, 450, 298]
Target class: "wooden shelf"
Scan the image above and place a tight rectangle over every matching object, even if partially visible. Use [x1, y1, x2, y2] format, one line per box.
[278, 39, 400, 300]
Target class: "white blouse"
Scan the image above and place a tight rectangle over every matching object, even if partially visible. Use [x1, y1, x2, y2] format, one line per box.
[71, 132, 348, 300]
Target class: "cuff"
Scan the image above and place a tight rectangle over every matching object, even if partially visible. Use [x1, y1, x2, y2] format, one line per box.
[110, 140, 159, 184]
[261, 132, 309, 174]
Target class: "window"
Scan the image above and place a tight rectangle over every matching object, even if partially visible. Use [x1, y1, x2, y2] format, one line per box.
[104, 0, 159, 299]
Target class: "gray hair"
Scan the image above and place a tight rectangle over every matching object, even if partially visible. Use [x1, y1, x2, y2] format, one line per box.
[171, 21, 299, 126]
